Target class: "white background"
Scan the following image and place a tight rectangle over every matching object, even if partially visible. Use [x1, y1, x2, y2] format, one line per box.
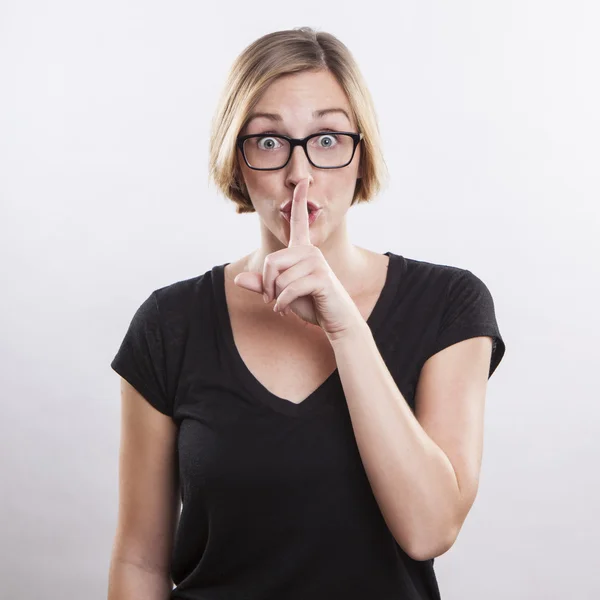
[1, 1, 599, 598]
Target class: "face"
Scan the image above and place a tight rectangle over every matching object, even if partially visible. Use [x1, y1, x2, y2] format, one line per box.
[237, 69, 362, 248]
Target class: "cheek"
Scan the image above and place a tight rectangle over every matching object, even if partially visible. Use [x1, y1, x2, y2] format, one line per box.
[241, 165, 282, 193]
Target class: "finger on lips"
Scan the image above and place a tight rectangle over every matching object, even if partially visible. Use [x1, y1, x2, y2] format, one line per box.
[288, 178, 311, 248]
[270, 178, 312, 314]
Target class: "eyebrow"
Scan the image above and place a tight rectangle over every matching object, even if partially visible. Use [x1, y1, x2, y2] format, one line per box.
[246, 108, 351, 126]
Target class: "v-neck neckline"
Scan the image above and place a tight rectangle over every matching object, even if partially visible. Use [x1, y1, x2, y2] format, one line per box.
[212, 251, 401, 417]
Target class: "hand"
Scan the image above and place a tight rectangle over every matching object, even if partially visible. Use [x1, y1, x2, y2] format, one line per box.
[233, 178, 365, 340]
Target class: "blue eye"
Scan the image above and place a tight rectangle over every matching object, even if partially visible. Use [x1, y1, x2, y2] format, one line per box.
[256, 136, 283, 150]
[313, 133, 339, 147]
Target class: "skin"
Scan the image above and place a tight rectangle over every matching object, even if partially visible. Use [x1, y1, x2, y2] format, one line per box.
[232, 69, 378, 296]
[232, 78, 492, 558]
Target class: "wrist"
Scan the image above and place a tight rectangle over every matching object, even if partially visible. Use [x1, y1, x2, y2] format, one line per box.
[326, 317, 372, 346]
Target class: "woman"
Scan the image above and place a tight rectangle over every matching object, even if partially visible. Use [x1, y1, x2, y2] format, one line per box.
[108, 27, 506, 600]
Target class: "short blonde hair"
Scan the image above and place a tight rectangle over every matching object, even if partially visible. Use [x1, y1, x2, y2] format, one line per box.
[208, 26, 389, 214]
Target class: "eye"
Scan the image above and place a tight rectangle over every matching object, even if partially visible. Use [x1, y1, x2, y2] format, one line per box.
[311, 133, 340, 148]
[255, 136, 284, 151]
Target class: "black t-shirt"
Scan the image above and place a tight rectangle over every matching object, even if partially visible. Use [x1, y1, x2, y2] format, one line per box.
[110, 251, 506, 599]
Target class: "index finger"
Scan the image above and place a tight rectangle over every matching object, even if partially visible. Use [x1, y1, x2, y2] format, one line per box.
[288, 178, 311, 247]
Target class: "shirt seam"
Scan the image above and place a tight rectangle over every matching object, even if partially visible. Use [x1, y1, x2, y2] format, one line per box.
[435, 268, 463, 343]
[151, 290, 172, 417]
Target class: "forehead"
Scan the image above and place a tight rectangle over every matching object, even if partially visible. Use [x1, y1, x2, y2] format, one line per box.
[246, 70, 354, 128]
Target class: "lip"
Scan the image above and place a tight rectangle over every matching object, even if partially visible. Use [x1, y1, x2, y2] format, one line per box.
[280, 208, 322, 225]
[279, 200, 321, 212]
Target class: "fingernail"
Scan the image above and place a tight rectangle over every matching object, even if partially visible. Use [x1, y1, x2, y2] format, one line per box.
[263, 293, 268, 303]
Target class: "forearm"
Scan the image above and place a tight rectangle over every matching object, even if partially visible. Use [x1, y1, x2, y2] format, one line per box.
[108, 556, 172, 600]
[329, 322, 461, 561]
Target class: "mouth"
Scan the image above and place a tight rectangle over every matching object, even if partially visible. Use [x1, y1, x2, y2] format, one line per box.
[279, 200, 321, 212]
[280, 207, 322, 225]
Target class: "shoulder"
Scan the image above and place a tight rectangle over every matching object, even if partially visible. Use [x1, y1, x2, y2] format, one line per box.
[409, 257, 496, 313]
[136, 268, 219, 346]
[392, 254, 500, 326]
[396, 254, 472, 295]
[152, 268, 214, 313]
[404, 255, 465, 278]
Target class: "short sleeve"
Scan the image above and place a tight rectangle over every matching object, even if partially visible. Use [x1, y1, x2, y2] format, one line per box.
[110, 291, 172, 416]
[427, 269, 506, 379]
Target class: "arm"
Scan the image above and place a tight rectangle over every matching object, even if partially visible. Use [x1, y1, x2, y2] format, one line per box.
[329, 322, 492, 561]
[107, 378, 180, 600]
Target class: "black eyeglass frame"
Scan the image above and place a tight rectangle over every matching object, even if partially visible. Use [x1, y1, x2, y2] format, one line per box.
[236, 131, 364, 171]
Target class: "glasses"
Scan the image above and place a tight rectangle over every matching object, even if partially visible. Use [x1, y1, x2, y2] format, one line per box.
[237, 131, 363, 170]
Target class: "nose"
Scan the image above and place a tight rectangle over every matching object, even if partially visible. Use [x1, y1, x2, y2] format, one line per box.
[286, 143, 313, 181]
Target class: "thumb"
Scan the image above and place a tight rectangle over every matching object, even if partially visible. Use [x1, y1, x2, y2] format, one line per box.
[233, 271, 264, 294]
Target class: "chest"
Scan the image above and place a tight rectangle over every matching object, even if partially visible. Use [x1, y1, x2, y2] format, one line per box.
[230, 311, 336, 404]
[225, 291, 381, 405]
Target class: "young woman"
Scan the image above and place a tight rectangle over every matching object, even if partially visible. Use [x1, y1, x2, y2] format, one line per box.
[108, 26, 506, 600]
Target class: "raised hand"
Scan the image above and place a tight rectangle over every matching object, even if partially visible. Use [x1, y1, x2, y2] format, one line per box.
[233, 178, 364, 340]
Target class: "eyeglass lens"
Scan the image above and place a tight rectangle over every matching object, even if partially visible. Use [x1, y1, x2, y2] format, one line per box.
[243, 134, 355, 169]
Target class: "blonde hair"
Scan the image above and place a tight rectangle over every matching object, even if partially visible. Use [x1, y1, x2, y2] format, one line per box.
[208, 26, 389, 214]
